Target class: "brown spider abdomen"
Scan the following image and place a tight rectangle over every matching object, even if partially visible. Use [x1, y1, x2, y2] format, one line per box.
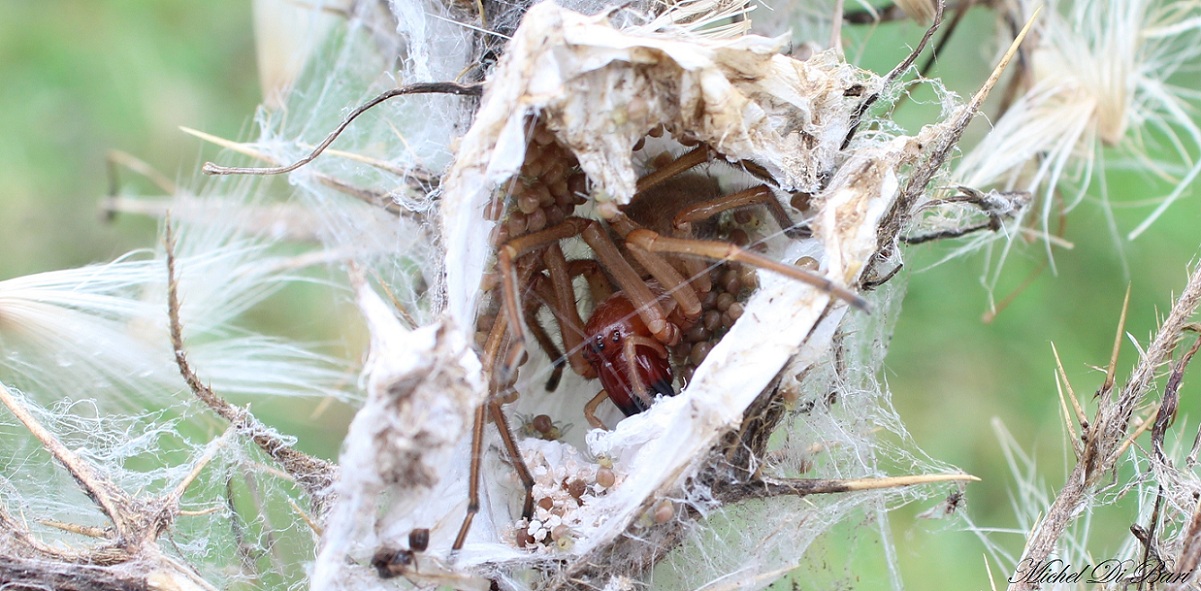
[622, 172, 722, 238]
[582, 291, 675, 416]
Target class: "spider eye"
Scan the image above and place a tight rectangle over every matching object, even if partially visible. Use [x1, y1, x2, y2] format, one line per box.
[610, 330, 620, 343]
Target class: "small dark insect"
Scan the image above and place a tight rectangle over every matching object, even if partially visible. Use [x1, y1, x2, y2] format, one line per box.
[917, 488, 966, 519]
[372, 528, 429, 579]
[372, 546, 413, 580]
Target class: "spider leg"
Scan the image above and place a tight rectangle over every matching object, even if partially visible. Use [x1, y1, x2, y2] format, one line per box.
[481, 304, 516, 389]
[578, 221, 676, 344]
[524, 275, 567, 391]
[566, 259, 613, 306]
[635, 145, 709, 194]
[488, 400, 535, 521]
[619, 232, 703, 323]
[499, 217, 676, 351]
[497, 218, 593, 377]
[584, 390, 610, 430]
[450, 398, 536, 551]
[453, 404, 486, 551]
[671, 185, 808, 239]
[540, 244, 595, 380]
[454, 304, 537, 551]
[625, 229, 870, 311]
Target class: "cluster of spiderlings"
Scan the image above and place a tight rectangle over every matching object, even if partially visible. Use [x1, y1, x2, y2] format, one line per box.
[635, 124, 698, 152]
[673, 261, 759, 386]
[513, 447, 619, 551]
[486, 124, 586, 244]
[631, 141, 769, 388]
[475, 119, 586, 350]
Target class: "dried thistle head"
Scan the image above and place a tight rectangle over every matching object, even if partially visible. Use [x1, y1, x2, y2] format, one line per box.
[317, 2, 1015, 589]
[952, 0, 1201, 260]
[12, 1, 1198, 590]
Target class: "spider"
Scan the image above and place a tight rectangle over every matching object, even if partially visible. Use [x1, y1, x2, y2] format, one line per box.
[489, 130, 866, 424]
[452, 121, 866, 550]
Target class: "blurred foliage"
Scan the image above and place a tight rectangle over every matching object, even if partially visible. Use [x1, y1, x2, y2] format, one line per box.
[0, 2, 259, 276]
[3, 3, 1199, 590]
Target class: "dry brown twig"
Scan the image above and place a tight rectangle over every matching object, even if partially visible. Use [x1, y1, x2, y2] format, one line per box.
[163, 219, 337, 511]
[0, 219, 350, 589]
[182, 126, 413, 214]
[0, 381, 228, 591]
[186, 82, 481, 222]
[200, 81, 482, 177]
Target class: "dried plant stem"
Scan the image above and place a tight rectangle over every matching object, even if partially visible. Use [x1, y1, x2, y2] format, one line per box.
[0, 373, 222, 588]
[200, 81, 481, 176]
[37, 519, 110, 539]
[885, 8, 1037, 244]
[1009, 261, 1201, 591]
[842, 0, 945, 149]
[717, 473, 979, 502]
[107, 149, 179, 196]
[0, 556, 153, 591]
[0, 382, 139, 541]
[163, 220, 336, 507]
[161, 426, 235, 511]
[181, 126, 405, 212]
[1171, 500, 1201, 588]
[1, 498, 93, 563]
[865, 8, 1039, 288]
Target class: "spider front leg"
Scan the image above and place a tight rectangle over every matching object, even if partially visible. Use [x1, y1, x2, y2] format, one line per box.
[454, 300, 538, 551]
[625, 230, 870, 311]
[524, 251, 630, 391]
[538, 243, 594, 381]
[609, 213, 703, 325]
[452, 396, 537, 551]
[670, 185, 809, 239]
[607, 184, 808, 331]
[498, 218, 678, 349]
[524, 275, 569, 391]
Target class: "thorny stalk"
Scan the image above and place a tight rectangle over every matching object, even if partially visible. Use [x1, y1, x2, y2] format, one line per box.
[1009, 261, 1201, 591]
[864, 8, 1039, 286]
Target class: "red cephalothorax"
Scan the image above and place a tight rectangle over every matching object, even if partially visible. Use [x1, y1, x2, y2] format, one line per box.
[582, 291, 674, 416]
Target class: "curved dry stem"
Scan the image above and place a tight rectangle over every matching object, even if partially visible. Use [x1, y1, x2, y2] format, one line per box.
[163, 220, 336, 508]
[201, 82, 482, 176]
[717, 472, 980, 502]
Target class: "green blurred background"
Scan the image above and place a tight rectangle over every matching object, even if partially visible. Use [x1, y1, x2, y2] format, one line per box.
[2, 2, 1198, 589]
